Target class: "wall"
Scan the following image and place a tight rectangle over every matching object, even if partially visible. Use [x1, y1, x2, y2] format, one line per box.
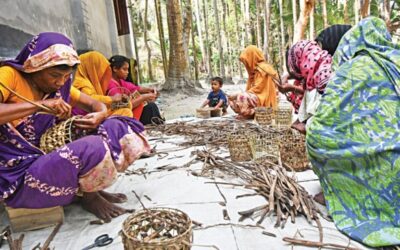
[0, 0, 133, 58]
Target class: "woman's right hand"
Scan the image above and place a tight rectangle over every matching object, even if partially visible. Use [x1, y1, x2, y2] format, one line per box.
[111, 93, 123, 103]
[142, 93, 157, 102]
[39, 98, 71, 119]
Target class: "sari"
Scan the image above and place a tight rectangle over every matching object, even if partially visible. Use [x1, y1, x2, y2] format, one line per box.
[287, 40, 332, 123]
[307, 17, 400, 246]
[230, 46, 278, 117]
[72, 51, 132, 117]
[0, 33, 150, 209]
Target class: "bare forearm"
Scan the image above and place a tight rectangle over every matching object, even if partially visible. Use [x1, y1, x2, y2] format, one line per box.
[214, 100, 223, 108]
[131, 96, 146, 109]
[0, 103, 40, 125]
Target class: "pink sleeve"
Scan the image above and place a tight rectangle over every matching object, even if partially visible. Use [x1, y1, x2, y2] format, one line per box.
[107, 80, 120, 96]
[121, 79, 140, 93]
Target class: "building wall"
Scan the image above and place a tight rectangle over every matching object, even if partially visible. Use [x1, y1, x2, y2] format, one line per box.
[0, 0, 133, 59]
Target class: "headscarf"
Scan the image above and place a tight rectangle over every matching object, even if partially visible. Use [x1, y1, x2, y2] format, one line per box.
[239, 45, 277, 108]
[287, 40, 332, 93]
[315, 24, 352, 56]
[74, 51, 111, 95]
[2, 32, 79, 73]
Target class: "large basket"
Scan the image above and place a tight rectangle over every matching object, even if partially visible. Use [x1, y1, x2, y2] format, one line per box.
[196, 108, 211, 119]
[249, 133, 280, 164]
[228, 132, 253, 162]
[121, 208, 193, 250]
[275, 105, 292, 127]
[254, 107, 274, 126]
[39, 116, 84, 154]
[278, 129, 309, 171]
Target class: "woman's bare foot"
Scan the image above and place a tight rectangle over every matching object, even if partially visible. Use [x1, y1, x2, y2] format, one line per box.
[99, 190, 127, 203]
[314, 192, 326, 206]
[291, 121, 306, 134]
[81, 192, 127, 221]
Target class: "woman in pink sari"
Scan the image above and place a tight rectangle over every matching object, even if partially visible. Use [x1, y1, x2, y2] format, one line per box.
[108, 55, 163, 125]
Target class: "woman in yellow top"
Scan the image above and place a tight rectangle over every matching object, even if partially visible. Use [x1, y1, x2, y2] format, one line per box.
[0, 32, 150, 222]
[72, 51, 132, 117]
[229, 45, 278, 118]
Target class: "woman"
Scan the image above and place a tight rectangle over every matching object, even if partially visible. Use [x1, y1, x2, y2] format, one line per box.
[72, 51, 132, 117]
[108, 55, 163, 125]
[0, 32, 150, 221]
[278, 40, 332, 134]
[229, 45, 277, 118]
[315, 24, 352, 56]
[307, 17, 400, 247]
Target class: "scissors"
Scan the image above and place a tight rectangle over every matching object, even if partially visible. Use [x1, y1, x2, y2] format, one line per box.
[81, 234, 113, 250]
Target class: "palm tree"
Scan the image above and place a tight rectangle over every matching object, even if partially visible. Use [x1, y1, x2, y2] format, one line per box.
[213, 0, 225, 77]
[154, 0, 168, 79]
[143, 0, 153, 81]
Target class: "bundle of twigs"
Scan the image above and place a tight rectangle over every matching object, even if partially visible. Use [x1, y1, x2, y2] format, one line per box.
[193, 150, 319, 230]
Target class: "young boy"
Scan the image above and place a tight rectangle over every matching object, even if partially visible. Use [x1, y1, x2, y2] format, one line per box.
[201, 77, 228, 115]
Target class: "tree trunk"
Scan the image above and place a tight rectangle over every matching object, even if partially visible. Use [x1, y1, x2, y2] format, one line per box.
[234, 0, 243, 78]
[128, 0, 142, 84]
[293, 0, 315, 43]
[143, 0, 153, 81]
[240, 0, 249, 45]
[255, 0, 262, 48]
[354, 0, 359, 24]
[245, 0, 251, 45]
[361, 0, 370, 18]
[222, 1, 232, 79]
[309, 4, 315, 39]
[194, 0, 207, 73]
[278, 0, 286, 71]
[343, 0, 349, 24]
[164, 0, 190, 90]
[155, 0, 168, 79]
[202, 0, 213, 77]
[263, 0, 271, 60]
[292, 0, 297, 29]
[213, 0, 225, 77]
[321, 0, 328, 28]
[191, 15, 200, 83]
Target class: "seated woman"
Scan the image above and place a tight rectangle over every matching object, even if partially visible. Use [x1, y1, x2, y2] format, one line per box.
[0, 32, 150, 222]
[72, 51, 132, 117]
[229, 45, 277, 119]
[277, 40, 332, 134]
[307, 17, 400, 247]
[108, 55, 163, 125]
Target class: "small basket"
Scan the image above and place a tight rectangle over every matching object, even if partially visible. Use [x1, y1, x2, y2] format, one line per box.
[121, 208, 193, 250]
[278, 129, 309, 171]
[108, 86, 132, 110]
[228, 132, 253, 162]
[39, 116, 84, 154]
[254, 107, 274, 126]
[196, 108, 211, 119]
[275, 105, 292, 127]
[210, 108, 222, 117]
[249, 133, 280, 164]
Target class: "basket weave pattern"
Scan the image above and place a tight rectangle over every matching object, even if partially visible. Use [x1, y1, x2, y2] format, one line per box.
[122, 208, 193, 250]
[275, 105, 292, 127]
[278, 129, 309, 171]
[254, 107, 274, 126]
[228, 132, 253, 162]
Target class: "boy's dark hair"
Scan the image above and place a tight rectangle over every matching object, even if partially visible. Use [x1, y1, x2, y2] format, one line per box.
[109, 55, 130, 69]
[211, 76, 223, 86]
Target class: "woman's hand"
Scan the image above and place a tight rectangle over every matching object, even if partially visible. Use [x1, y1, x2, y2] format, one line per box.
[227, 94, 237, 101]
[111, 93, 123, 103]
[277, 83, 294, 93]
[74, 111, 107, 130]
[39, 98, 71, 119]
[142, 93, 157, 102]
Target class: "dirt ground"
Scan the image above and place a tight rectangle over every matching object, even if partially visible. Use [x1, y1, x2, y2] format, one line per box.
[156, 78, 247, 120]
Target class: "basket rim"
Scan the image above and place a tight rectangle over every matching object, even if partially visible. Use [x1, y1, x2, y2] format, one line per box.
[121, 207, 193, 245]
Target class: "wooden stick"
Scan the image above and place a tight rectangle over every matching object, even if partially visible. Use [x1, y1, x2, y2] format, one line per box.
[41, 222, 62, 250]
[282, 237, 361, 250]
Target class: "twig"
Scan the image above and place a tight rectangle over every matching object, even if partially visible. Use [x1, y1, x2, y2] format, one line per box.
[194, 223, 264, 230]
[132, 190, 147, 209]
[41, 222, 62, 250]
[282, 237, 361, 250]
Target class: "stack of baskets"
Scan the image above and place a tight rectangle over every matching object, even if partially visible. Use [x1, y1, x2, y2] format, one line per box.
[254, 107, 274, 126]
[121, 208, 193, 250]
[228, 132, 253, 162]
[39, 116, 84, 154]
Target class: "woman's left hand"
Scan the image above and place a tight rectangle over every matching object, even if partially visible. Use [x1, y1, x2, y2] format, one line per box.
[74, 111, 107, 130]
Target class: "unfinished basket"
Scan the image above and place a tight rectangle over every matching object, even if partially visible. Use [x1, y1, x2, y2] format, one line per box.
[196, 108, 211, 119]
[254, 107, 274, 126]
[249, 133, 280, 164]
[39, 116, 84, 154]
[275, 105, 292, 127]
[210, 108, 222, 117]
[108, 86, 132, 111]
[121, 207, 193, 250]
[228, 132, 253, 162]
[278, 128, 309, 171]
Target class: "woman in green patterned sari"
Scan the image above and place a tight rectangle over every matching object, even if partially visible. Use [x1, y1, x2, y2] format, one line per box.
[307, 17, 400, 247]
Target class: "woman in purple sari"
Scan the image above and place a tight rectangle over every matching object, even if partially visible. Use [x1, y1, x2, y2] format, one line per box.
[0, 32, 151, 221]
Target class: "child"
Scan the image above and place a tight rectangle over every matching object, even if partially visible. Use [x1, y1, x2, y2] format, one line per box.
[201, 77, 228, 115]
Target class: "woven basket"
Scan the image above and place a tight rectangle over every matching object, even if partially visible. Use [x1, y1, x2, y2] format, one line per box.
[196, 108, 211, 119]
[275, 105, 292, 127]
[254, 107, 274, 126]
[249, 133, 280, 164]
[39, 116, 84, 154]
[228, 132, 253, 162]
[108, 86, 132, 111]
[278, 128, 309, 171]
[121, 208, 193, 250]
[210, 108, 222, 117]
